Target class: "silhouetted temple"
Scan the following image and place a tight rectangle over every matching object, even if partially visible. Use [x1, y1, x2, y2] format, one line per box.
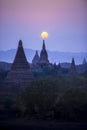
[3, 40, 79, 88]
[69, 58, 77, 75]
[83, 58, 86, 64]
[39, 40, 49, 65]
[4, 40, 33, 87]
[32, 50, 39, 65]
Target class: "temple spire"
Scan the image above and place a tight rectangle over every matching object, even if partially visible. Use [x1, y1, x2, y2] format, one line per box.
[83, 58, 86, 64]
[19, 40, 22, 46]
[42, 40, 46, 50]
[12, 40, 29, 70]
[32, 50, 39, 65]
[69, 58, 77, 75]
[39, 40, 49, 64]
[4, 40, 33, 87]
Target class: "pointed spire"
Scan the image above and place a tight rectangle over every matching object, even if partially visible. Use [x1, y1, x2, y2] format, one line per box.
[83, 58, 86, 64]
[4, 40, 33, 87]
[71, 58, 76, 67]
[11, 40, 29, 70]
[39, 40, 49, 64]
[69, 58, 77, 75]
[32, 50, 39, 64]
[19, 40, 22, 46]
[42, 40, 46, 50]
[36, 50, 38, 55]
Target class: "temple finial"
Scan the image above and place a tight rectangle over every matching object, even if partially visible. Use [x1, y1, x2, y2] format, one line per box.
[19, 40, 22, 47]
[42, 40, 46, 50]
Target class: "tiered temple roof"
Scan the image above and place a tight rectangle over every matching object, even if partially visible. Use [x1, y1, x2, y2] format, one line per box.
[39, 40, 49, 65]
[32, 50, 39, 65]
[4, 40, 33, 87]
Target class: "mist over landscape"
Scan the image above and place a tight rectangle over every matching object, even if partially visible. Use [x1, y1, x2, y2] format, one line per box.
[0, 48, 87, 64]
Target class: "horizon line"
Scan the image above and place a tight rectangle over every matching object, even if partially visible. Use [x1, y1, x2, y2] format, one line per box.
[0, 48, 87, 53]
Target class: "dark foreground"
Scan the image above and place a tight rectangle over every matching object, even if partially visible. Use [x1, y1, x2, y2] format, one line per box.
[0, 119, 87, 130]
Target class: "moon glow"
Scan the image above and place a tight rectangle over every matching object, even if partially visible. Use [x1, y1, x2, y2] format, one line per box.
[41, 32, 48, 39]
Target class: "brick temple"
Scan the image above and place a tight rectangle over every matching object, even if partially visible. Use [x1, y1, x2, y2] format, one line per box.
[4, 40, 33, 87]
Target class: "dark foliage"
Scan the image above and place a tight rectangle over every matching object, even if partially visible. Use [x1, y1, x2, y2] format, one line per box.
[13, 76, 87, 121]
[0, 70, 8, 84]
[0, 68, 87, 121]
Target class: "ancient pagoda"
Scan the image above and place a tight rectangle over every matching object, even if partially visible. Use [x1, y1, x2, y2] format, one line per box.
[39, 40, 49, 65]
[69, 58, 77, 75]
[4, 40, 33, 87]
[83, 58, 86, 64]
[32, 50, 39, 65]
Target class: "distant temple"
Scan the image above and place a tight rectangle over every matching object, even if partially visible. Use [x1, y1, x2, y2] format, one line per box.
[39, 40, 49, 65]
[4, 40, 33, 87]
[83, 58, 86, 64]
[69, 58, 77, 75]
[31, 40, 50, 69]
[32, 50, 39, 65]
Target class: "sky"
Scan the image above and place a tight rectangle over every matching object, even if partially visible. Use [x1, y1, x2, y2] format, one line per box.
[0, 0, 87, 52]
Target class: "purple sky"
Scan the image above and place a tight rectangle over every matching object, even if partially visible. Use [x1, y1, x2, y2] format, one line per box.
[0, 0, 87, 52]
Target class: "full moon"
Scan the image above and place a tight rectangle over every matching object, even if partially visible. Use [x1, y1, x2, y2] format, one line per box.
[41, 32, 48, 39]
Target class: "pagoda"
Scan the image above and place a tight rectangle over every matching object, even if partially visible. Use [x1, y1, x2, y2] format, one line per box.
[4, 40, 33, 87]
[83, 58, 86, 64]
[32, 50, 39, 65]
[69, 58, 77, 75]
[39, 40, 49, 65]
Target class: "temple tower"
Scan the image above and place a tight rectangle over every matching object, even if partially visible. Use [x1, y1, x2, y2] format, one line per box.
[32, 50, 39, 65]
[83, 58, 86, 64]
[39, 40, 49, 65]
[4, 40, 33, 87]
[69, 58, 77, 75]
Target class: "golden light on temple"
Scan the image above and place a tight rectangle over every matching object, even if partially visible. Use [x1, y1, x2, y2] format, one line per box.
[41, 32, 48, 39]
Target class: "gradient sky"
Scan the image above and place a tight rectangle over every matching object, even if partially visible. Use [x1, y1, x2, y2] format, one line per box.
[0, 0, 87, 52]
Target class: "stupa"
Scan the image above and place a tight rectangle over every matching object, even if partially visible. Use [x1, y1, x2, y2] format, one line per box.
[39, 40, 49, 65]
[69, 58, 77, 75]
[32, 50, 39, 65]
[83, 58, 86, 64]
[4, 40, 33, 87]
